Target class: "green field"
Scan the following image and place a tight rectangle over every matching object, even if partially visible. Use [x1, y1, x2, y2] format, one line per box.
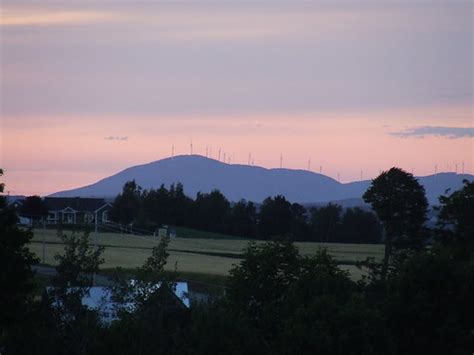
[30, 228, 383, 280]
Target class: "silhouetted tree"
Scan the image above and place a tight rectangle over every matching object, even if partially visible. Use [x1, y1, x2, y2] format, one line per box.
[0, 169, 38, 345]
[309, 203, 342, 242]
[383, 242, 474, 355]
[45, 231, 105, 355]
[192, 190, 230, 233]
[110, 180, 142, 226]
[436, 180, 474, 245]
[290, 202, 310, 240]
[340, 207, 382, 244]
[227, 239, 301, 323]
[20, 195, 49, 225]
[168, 182, 194, 226]
[258, 195, 293, 238]
[363, 167, 428, 279]
[140, 185, 171, 227]
[230, 200, 258, 237]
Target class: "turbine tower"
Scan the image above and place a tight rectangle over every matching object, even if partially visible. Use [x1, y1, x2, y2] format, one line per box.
[280, 154, 283, 169]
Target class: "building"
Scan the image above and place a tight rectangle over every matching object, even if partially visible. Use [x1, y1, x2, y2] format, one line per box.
[45, 282, 190, 324]
[44, 197, 111, 225]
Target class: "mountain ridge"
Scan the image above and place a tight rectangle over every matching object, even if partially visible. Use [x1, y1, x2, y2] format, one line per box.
[50, 155, 473, 205]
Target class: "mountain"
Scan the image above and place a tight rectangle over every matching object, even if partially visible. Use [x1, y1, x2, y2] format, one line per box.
[50, 155, 473, 205]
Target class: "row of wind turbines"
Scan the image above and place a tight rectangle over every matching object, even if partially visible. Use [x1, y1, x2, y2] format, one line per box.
[169, 142, 467, 182]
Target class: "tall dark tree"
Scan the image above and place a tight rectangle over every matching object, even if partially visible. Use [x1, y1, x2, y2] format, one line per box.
[46, 231, 105, 355]
[110, 180, 142, 226]
[20, 195, 49, 224]
[168, 182, 193, 226]
[309, 203, 342, 243]
[290, 202, 310, 240]
[192, 190, 230, 233]
[230, 200, 258, 237]
[258, 195, 293, 238]
[0, 169, 38, 345]
[436, 180, 474, 244]
[141, 185, 171, 227]
[363, 167, 428, 279]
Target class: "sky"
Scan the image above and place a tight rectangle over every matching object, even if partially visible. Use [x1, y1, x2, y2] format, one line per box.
[0, 0, 473, 196]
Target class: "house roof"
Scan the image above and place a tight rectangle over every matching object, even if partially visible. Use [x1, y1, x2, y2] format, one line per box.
[44, 197, 110, 212]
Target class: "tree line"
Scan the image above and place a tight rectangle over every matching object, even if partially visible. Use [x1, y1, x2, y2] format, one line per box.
[110, 181, 382, 243]
[1, 167, 473, 354]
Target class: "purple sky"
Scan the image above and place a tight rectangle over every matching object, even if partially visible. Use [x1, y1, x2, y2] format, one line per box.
[1, 0, 472, 195]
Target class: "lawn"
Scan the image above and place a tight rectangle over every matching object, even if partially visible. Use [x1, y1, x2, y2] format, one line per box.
[30, 228, 384, 280]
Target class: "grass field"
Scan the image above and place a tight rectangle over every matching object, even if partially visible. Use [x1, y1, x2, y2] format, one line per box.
[29, 228, 384, 280]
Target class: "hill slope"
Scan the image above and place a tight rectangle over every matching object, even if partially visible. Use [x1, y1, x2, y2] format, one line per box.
[50, 155, 472, 205]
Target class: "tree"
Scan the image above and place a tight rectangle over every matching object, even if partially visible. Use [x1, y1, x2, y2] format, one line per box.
[110, 180, 142, 226]
[101, 236, 185, 355]
[227, 239, 301, 322]
[46, 231, 105, 355]
[52, 231, 105, 289]
[436, 180, 474, 244]
[0, 169, 38, 344]
[258, 195, 293, 238]
[384, 244, 474, 355]
[340, 207, 382, 244]
[227, 240, 386, 354]
[363, 167, 428, 279]
[290, 203, 310, 240]
[168, 182, 193, 226]
[20, 195, 49, 225]
[192, 190, 230, 233]
[230, 200, 258, 237]
[309, 203, 342, 243]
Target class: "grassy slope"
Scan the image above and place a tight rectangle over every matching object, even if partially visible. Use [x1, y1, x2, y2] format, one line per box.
[30, 228, 383, 280]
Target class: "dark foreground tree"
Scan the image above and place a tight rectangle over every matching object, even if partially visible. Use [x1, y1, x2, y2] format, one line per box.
[363, 167, 428, 279]
[226, 240, 387, 354]
[0, 169, 38, 345]
[97, 236, 185, 355]
[436, 179, 474, 245]
[384, 242, 474, 355]
[43, 232, 106, 355]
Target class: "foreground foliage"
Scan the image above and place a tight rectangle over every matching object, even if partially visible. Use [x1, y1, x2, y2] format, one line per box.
[1, 171, 473, 355]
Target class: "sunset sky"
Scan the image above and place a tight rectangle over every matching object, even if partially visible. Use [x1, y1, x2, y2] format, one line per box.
[1, 0, 472, 196]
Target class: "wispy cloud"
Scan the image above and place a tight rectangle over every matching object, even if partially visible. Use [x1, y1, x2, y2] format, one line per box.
[104, 136, 128, 141]
[0, 9, 122, 26]
[390, 126, 474, 139]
